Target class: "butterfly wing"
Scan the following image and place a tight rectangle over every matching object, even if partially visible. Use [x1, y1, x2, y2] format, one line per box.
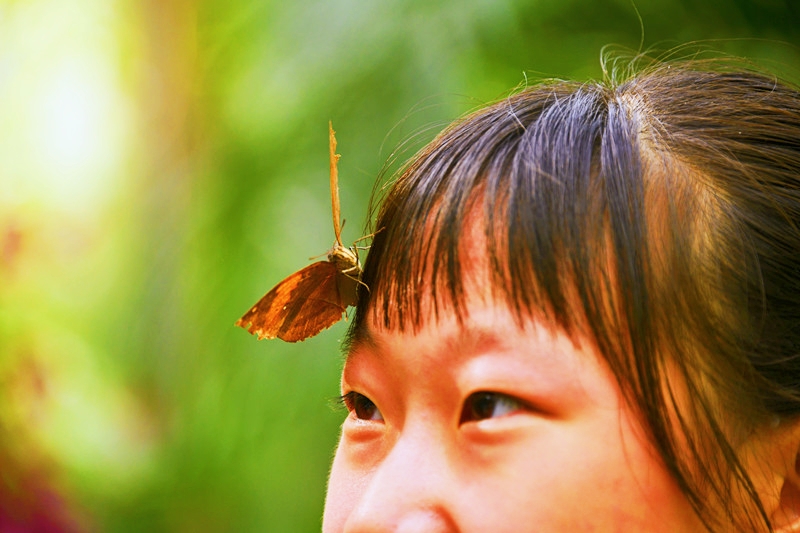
[235, 261, 347, 342]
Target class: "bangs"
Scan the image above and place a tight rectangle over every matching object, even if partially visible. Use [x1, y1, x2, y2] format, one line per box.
[351, 80, 651, 357]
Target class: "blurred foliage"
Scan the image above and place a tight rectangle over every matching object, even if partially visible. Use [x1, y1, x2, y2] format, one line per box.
[0, 0, 798, 530]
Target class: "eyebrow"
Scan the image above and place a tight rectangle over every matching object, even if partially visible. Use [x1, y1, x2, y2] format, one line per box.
[342, 318, 516, 365]
[341, 324, 378, 360]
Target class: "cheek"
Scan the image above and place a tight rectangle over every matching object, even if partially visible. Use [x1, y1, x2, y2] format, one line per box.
[322, 441, 357, 533]
[537, 417, 702, 531]
[323, 423, 705, 533]
[455, 427, 699, 532]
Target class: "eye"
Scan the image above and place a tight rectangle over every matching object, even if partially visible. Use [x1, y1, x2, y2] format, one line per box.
[340, 391, 383, 422]
[460, 391, 524, 424]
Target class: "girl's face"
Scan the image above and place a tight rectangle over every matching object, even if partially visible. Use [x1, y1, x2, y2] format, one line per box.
[322, 301, 708, 532]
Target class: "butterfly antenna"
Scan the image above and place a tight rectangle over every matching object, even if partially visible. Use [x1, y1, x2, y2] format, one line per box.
[329, 121, 344, 247]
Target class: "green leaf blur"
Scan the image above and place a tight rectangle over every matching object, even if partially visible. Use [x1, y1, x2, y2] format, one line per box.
[0, 0, 798, 531]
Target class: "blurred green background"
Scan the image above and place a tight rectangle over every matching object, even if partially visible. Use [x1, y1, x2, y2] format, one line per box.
[1, 0, 798, 531]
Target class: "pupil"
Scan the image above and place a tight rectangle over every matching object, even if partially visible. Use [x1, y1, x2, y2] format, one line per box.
[472, 393, 495, 419]
[354, 395, 378, 420]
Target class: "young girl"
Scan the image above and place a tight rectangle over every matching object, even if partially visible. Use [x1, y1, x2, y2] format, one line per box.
[322, 61, 800, 532]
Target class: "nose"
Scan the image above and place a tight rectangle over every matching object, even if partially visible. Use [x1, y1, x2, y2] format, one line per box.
[342, 427, 459, 533]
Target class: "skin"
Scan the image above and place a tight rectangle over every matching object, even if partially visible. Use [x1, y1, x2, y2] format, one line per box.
[322, 302, 709, 532]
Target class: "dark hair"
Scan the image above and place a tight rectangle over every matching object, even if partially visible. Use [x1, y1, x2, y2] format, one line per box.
[348, 61, 800, 531]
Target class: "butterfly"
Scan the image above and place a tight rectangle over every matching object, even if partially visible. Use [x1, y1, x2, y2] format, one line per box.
[235, 122, 362, 342]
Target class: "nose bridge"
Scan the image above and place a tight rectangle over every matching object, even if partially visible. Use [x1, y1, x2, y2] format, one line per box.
[344, 420, 459, 532]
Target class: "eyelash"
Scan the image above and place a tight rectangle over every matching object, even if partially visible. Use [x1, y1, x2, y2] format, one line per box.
[334, 391, 355, 411]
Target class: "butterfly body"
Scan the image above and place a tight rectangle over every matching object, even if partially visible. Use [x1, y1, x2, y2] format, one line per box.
[328, 243, 360, 307]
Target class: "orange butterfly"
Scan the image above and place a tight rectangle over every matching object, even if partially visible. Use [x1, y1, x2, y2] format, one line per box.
[235, 122, 362, 342]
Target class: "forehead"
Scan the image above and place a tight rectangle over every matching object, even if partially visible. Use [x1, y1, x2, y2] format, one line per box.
[350, 188, 616, 353]
[349, 203, 595, 358]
